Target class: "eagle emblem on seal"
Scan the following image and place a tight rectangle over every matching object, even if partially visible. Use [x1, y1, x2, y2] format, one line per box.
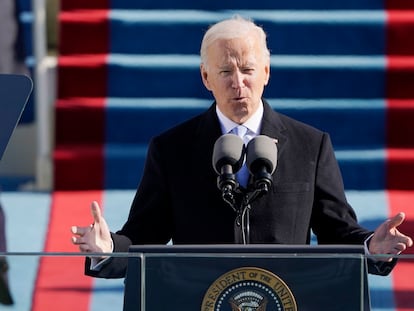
[229, 291, 268, 311]
[201, 267, 297, 311]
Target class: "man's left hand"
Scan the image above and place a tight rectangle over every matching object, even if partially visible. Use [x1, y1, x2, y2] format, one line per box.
[369, 212, 413, 262]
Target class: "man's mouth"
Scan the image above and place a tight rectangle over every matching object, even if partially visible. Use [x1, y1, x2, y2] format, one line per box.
[233, 97, 247, 101]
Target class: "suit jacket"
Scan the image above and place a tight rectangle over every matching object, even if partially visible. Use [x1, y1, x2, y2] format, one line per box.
[86, 99, 395, 278]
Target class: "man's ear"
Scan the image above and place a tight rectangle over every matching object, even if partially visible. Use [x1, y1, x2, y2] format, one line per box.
[200, 64, 212, 91]
[264, 63, 270, 86]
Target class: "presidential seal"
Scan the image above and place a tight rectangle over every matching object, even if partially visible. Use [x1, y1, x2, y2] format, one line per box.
[201, 267, 297, 311]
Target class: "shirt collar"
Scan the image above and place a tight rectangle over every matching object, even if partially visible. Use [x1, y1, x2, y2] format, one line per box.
[216, 101, 264, 135]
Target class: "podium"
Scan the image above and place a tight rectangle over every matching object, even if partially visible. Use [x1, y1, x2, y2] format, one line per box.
[0, 74, 33, 159]
[124, 245, 371, 311]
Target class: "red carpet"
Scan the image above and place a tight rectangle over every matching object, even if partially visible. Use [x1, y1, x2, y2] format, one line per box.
[388, 191, 414, 311]
[386, 3, 414, 309]
[31, 191, 103, 311]
[32, 1, 111, 308]
[54, 3, 109, 191]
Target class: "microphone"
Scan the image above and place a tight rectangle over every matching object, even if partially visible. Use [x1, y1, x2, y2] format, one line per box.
[212, 134, 245, 205]
[246, 135, 277, 193]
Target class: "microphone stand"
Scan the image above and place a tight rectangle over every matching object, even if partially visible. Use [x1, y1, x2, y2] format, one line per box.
[215, 133, 277, 244]
[234, 187, 267, 244]
[216, 161, 273, 244]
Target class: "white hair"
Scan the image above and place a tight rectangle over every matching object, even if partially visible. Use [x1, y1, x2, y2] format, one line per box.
[200, 15, 270, 68]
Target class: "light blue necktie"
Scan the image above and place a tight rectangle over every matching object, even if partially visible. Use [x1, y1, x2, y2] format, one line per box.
[232, 125, 250, 187]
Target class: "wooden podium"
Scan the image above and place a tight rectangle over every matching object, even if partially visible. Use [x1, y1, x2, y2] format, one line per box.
[123, 245, 371, 311]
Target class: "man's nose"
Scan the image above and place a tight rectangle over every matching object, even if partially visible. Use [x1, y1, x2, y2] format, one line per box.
[232, 71, 245, 89]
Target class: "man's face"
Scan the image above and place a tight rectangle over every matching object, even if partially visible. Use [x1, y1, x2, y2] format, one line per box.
[200, 34, 270, 124]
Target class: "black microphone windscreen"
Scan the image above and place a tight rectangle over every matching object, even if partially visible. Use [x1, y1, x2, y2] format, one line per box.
[246, 135, 278, 175]
[212, 134, 245, 174]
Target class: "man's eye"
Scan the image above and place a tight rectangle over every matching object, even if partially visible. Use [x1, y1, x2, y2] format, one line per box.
[220, 70, 231, 75]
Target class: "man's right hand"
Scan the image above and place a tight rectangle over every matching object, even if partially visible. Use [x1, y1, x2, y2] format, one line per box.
[71, 201, 113, 258]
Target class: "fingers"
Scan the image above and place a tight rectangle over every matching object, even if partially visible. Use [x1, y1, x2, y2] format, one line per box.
[71, 224, 92, 243]
[71, 201, 95, 244]
[71, 225, 92, 236]
[71, 224, 97, 254]
[90, 201, 102, 224]
[71, 200, 102, 240]
[72, 235, 94, 252]
[388, 212, 413, 248]
[401, 234, 414, 248]
[387, 212, 405, 229]
[70, 200, 106, 253]
[394, 242, 408, 253]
